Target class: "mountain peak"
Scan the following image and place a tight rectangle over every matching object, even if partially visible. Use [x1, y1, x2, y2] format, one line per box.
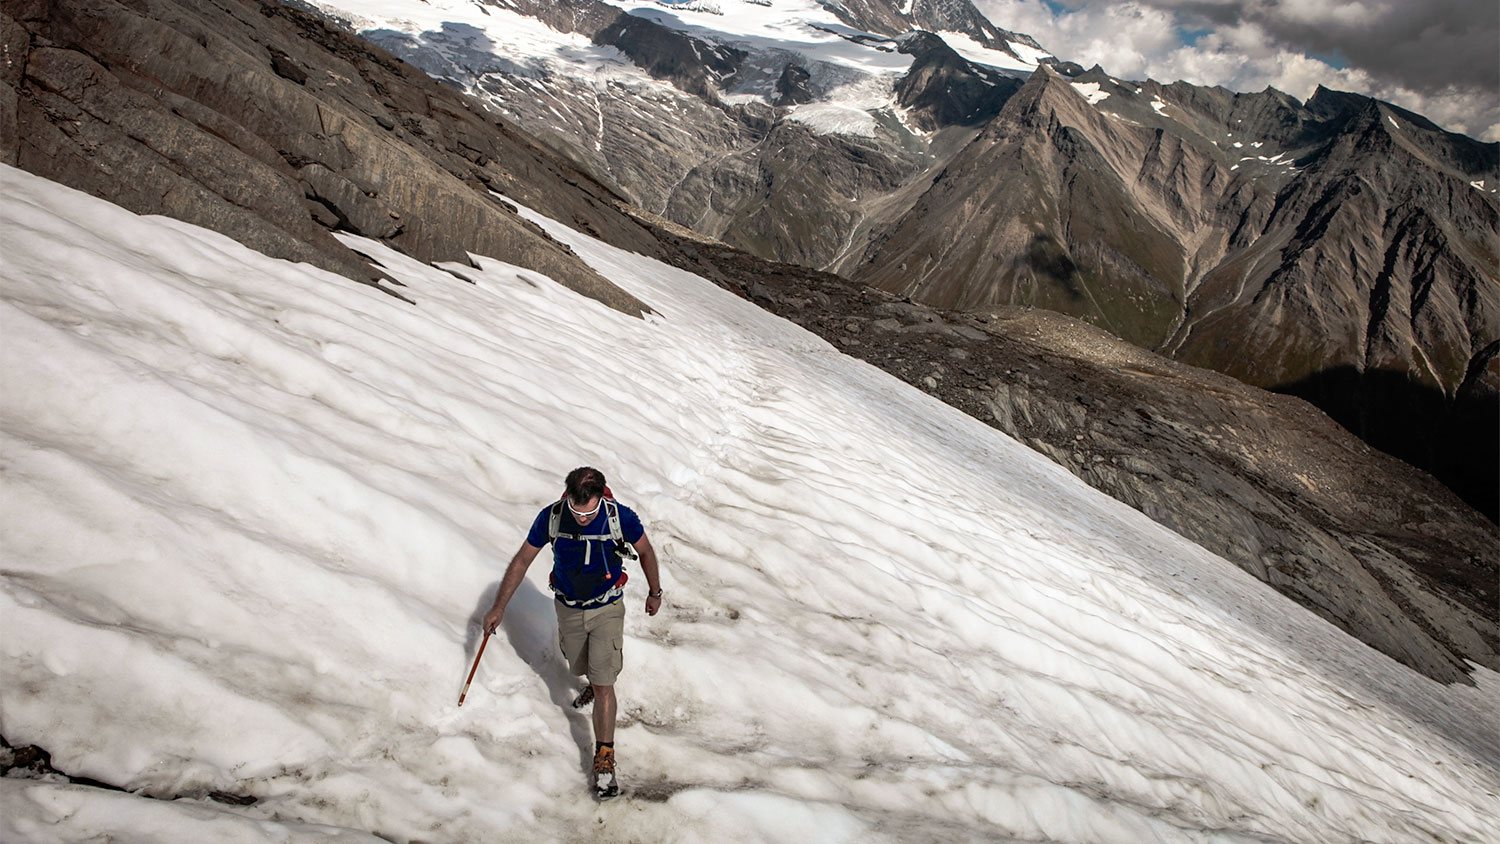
[1305, 84, 1372, 121]
[1239, 85, 1298, 112]
[895, 29, 1026, 128]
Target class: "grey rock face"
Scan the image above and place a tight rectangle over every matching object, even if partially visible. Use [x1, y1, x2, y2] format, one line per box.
[664, 120, 923, 269]
[774, 64, 814, 107]
[596, 11, 745, 100]
[894, 31, 1023, 130]
[852, 67, 1206, 345]
[4, 0, 654, 315]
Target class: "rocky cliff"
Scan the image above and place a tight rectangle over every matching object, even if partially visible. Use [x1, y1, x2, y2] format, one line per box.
[2, 0, 661, 315]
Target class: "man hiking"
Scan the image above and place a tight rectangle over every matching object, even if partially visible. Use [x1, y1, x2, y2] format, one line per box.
[482, 467, 662, 798]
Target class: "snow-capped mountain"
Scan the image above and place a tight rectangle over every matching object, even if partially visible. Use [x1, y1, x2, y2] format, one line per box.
[306, 0, 1054, 269]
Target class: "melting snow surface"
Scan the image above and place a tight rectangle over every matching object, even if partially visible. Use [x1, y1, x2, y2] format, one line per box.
[936, 30, 1049, 73]
[1150, 97, 1169, 115]
[595, 0, 914, 76]
[1069, 81, 1109, 105]
[786, 100, 880, 136]
[2, 165, 1499, 843]
[785, 74, 894, 137]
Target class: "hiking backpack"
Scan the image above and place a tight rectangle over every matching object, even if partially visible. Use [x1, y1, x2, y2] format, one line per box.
[546, 487, 638, 607]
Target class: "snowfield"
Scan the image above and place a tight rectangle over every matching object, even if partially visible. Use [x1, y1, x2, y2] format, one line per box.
[1, 165, 1498, 843]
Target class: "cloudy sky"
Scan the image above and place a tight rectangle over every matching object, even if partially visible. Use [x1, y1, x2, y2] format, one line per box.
[974, 0, 1500, 141]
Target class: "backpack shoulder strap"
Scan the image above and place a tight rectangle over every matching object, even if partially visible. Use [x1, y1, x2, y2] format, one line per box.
[549, 497, 632, 551]
[604, 499, 623, 544]
[604, 499, 638, 559]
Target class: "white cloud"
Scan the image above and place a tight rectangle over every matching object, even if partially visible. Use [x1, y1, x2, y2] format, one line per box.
[975, 0, 1500, 141]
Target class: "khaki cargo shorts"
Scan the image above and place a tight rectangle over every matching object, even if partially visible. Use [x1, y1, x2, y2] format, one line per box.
[554, 599, 625, 686]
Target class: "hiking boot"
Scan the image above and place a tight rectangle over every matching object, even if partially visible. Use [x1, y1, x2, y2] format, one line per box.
[592, 746, 618, 798]
[571, 685, 595, 709]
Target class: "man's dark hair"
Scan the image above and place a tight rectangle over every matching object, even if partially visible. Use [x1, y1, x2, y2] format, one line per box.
[565, 466, 607, 504]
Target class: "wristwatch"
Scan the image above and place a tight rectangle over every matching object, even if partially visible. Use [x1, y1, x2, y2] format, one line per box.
[648, 589, 664, 598]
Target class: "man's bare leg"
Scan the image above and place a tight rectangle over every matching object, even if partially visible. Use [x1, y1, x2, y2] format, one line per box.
[592, 684, 616, 744]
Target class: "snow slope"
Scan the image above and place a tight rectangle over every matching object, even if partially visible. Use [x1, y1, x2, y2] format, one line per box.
[1, 165, 1498, 843]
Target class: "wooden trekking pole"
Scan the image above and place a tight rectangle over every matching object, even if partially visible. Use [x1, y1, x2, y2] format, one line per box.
[457, 631, 491, 707]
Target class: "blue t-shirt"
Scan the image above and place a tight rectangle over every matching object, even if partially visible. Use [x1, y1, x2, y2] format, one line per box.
[527, 500, 645, 605]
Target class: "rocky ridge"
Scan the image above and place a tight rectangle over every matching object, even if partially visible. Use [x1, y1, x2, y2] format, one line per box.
[2, 0, 662, 315]
[894, 30, 1023, 130]
[850, 66, 1500, 519]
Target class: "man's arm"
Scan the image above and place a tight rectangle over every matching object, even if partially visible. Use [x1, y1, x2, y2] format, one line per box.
[635, 534, 662, 617]
[483, 541, 543, 634]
